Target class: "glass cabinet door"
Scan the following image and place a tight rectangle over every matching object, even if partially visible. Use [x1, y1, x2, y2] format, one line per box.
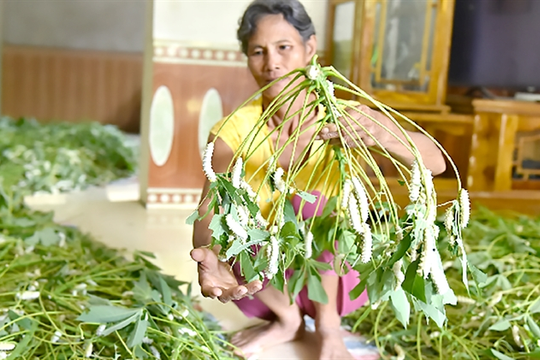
[370, 0, 438, 93]
[331, 1, 357, 79]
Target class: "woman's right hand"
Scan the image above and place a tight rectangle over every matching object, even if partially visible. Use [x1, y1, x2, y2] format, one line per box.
[190, 247, 263, 303]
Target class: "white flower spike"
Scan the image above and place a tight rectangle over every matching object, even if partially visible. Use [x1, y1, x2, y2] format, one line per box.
[231, 157, 243, 189]
[266, 236, 279, 279]
[202, 142, 217, 182]
[17, 291, 40, 301]
[341, 179, 352, 210]
[96, 324, 106, 336]
[459, 189, 470, 228]
[409, 160, 421, 202]
[392, 260, 405, 289]
[225, 214, 248, 242]
[237, 205, 250, 227]
[273, 168, 286, 193]
[360, 224, 373, 263]
[240, 180, 258, 200]
[304, 231, 313, 259]
[305, 65, 321, 80]
[84, 342, 93, 358]
[444, 205, 455, 235]
[0, 343, 15, 351]
[347, 193, 364, 235]
[150, 345, 161, 359]
[351, 177, 369, 223]
[326, 80, 335, 97]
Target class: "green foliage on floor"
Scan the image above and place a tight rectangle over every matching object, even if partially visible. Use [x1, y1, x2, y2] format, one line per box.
[0, 117, 137, 196]
[0, 120, 237, 359]
[345, 208, 540, 359]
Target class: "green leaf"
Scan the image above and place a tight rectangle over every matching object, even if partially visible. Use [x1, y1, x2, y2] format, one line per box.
[102, 313, 140, 336]
[526, 349, 540, 359]
[208, 214, 226, 239]
[288, 268, 306, 302]
[389, 232, 412, 266]
[159, 276, 173, 307]
[12, 217, 35, 227]
[531, 298, 540, 314]
[414, 300, 446, 329]
[239, 252, 258, 283]
[527, 316, 540, 338]
[307, 272, 328, 304]
[321, 196, 338, 218]
[349, 278, 368, 301]
[225, 239, 244, 259]
[135, 250, 156, 259]
[297, 191, 317, 204]
[402, 260, 426, 302]
[150, 289, 162, 303]
[40, 228, 60, 246]
[390, 289, 410, 328]
[134, 345, 148, 359]
[489, 319, 511, 332]
[6, 320, 37, 360]
[8, 310, 33, 330]
[133, 273, 153, 303]
[309, 260, 333, 272]
[338, 230, 356, 253]
[280, 222, 298, 240]
[283, 200, 298, 225]
[247, 229, 269, 242]
[87, 295, 112, 306]
[185, 211, 199, 225]
[76, 305, 140, 323]
[468, 263, 488, 286]
[24, 233, 40, 246]
[272, 271, 285, 292]
[127, 315, 148, 348]
[491, 349, 514, 360]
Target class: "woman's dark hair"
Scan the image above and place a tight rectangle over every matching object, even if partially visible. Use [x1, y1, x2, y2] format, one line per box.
[237, 0, 316, 55]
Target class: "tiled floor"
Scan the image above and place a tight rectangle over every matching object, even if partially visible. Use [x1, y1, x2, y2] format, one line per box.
[25, 181, 335, 359]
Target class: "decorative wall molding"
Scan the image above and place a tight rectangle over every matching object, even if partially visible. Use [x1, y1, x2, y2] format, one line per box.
[153, 40, 246, 67]
[153, 40, 328, 67]
[146, 187, 201, 209]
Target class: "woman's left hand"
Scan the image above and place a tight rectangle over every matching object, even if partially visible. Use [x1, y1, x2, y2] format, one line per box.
[316, 104, 402, 149]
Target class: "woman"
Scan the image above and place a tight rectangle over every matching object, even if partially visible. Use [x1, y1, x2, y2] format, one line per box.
[191, 0, 446, 359]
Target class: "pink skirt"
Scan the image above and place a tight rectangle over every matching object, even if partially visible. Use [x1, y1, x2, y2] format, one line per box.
[232, 191, 368, 320]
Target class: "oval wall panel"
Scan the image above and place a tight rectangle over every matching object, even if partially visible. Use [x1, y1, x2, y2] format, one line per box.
[149, 85, 175, 167]
[198, 88, 223, 158]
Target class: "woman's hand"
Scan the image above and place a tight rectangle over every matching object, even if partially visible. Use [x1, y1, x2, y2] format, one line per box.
[316, 104, 446, 174]
[316, 104, 401, 149]
[190, 247, 263, 303]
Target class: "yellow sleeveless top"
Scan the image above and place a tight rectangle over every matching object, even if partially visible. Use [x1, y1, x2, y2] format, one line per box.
[210, 97, 340, 218]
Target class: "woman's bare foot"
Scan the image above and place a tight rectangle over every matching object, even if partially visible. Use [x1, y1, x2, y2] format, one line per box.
[317, 327, 354, 360]
[231, 314, 305, 358]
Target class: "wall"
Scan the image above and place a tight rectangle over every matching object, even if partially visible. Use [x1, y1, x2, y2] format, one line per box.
[1, 0, 145, 130]
[3, 0, 146, 52]
[154, 0, 328, 50]
[140, 0, 329, 208]
[2, 45, 143, 132]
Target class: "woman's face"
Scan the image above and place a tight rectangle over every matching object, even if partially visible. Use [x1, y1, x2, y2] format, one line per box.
[246, 14, 317, 99]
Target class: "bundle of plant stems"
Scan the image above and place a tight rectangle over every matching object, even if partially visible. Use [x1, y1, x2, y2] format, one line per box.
[191, 56, 477, 326]
[345, 207, 540, 360]
[0, 173, 235, 358]
[0, 116, 137, 196]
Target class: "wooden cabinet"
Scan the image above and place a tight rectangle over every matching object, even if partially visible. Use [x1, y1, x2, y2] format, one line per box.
[468, 100, 540, 192]
[326, 0, 455, 111]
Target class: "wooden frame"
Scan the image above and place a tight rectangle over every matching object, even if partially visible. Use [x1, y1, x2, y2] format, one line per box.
[326, 0, 456, 112]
